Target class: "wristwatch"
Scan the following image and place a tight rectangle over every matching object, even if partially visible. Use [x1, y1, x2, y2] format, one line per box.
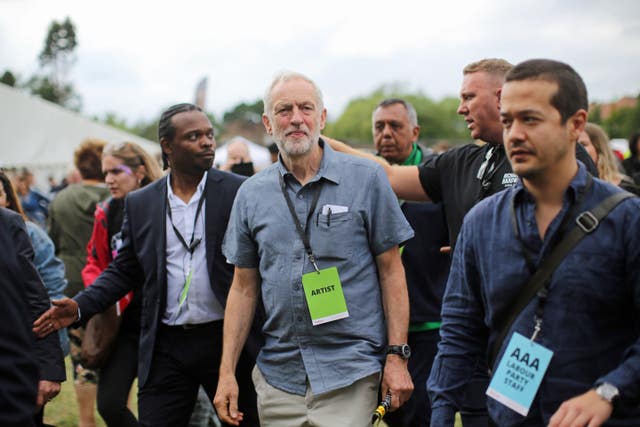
[594, 383, 619, 404]
[387, 344, 411, 360]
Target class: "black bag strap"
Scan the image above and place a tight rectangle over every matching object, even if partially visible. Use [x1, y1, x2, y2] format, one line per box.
[489, 190, 635, 369]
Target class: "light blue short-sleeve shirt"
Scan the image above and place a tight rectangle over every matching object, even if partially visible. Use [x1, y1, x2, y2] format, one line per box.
[223, 140, 414, 396]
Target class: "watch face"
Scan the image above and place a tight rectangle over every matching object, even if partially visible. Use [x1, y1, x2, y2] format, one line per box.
[388, 345, 411, 359]
[401, 344, 411, 359]
[597, 383, 619, 402]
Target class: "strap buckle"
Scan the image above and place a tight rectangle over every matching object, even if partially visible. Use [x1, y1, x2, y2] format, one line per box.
[575, 211, 598, 233]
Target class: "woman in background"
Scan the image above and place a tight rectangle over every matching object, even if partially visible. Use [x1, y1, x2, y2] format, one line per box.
[578, 123, 640, 195]
[82, 142, 162, 427]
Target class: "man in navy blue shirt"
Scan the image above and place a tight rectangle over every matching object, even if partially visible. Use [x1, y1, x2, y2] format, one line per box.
[428, 59, 640, 426]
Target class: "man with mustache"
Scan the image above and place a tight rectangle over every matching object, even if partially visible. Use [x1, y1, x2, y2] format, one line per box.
[33, 103, 261, 427]
[428, 59, 640, 426]
[371, 98, 450, 427]
[214, 72, 414, 426]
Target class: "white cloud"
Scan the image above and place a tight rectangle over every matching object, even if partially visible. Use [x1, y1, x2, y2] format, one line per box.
[1, 0, 638, 123]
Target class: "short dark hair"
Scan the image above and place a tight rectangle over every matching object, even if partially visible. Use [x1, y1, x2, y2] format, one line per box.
[505, 59, 588, 123]
[74, 139, 107, 180]
[158, 103, 203, 169]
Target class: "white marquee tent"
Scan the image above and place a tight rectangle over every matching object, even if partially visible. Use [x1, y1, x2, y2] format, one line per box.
[0, 83, 160, 188]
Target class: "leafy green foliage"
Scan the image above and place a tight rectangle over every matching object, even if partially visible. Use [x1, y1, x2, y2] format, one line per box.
[28, 17, 80, 108]
[324, 85, 468, 145]
[592, 94, 640, 139]
[223, 100, 264, 124]
[39, 17, 77, 71]
[26, 75, 80, 110]
[1, 70, 17, 87]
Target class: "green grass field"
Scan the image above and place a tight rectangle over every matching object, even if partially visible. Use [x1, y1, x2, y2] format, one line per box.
[43, 357, 137, 427]
[44, 357, 462, 426]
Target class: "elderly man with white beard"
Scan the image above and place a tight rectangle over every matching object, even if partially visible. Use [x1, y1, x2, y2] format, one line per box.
[214, 71, 415, 427]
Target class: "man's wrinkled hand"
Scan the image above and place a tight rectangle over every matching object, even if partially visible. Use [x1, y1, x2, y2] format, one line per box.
[381, 355, 414, 411]
[548, 389, 613, 427]
[214, 373, 244, 426]
[33, 298, 79, 338]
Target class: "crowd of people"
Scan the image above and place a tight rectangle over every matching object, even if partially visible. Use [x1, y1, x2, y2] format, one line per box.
[1, 57, 639, 427]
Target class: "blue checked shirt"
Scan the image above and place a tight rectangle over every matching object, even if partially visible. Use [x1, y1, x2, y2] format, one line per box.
[223, 140, 414, 396]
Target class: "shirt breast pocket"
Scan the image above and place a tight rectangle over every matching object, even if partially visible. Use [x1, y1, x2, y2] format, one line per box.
[312, 211, 355, 261]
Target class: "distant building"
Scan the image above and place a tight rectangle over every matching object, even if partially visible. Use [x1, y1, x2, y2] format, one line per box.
[590, 96, 638, 120]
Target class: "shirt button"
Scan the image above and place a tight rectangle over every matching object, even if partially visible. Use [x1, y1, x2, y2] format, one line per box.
[297, 315, 303, 322]
[293, 284, 300, 291]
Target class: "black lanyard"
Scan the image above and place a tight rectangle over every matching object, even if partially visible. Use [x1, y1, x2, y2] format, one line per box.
[166, 181, 206, 255]
[279, 173, 323, 273]
[509, 174, 593, 339]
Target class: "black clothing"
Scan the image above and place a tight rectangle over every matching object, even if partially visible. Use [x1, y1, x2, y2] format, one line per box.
[97, 331, 138, 427]
[138, 321, 257, 427]
[386, 150, 450, 427]
[418, 142, 598, 245]
[622, 156, 640, 178]
[0, 208, 40, 427]
[74, 169, 261, 426]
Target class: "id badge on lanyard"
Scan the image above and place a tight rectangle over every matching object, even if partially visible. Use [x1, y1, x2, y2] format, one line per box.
[279, 174, 350, 326]
[486, 332, 553, 416]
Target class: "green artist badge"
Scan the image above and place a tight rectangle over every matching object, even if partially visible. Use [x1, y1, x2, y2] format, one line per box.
[302, 266, 349, 326]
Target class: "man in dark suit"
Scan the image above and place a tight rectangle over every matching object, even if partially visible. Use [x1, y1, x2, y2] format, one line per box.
[1, 207, 65, 426]
[0, 208, 40, 427]
[34, 103, 260, 427]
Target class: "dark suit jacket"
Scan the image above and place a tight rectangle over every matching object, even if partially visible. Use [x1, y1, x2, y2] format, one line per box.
[75, 169, 263, 387]
[0, 208, 59, 426]
[1, 209, 66, 382]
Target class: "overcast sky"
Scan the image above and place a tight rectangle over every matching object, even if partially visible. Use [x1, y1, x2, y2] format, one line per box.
[1, 0, 639, 123]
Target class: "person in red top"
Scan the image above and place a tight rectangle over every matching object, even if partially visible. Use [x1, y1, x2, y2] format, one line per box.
[82, 142, 162, 427]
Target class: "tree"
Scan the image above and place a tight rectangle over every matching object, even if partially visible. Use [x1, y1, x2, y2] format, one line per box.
[28, 17, 80, 109]
[324, 84, 469, 145]
[220, 100, 266, 143]
[39, 17, 77, 88]
[0, 70, 17, 87]
[222, 100, 264, 124]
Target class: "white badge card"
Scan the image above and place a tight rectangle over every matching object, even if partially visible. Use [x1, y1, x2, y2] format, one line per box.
[486, 332, 553, 416]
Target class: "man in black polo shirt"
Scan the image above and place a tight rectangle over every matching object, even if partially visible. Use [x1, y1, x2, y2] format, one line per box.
[328, 58, 597, 248]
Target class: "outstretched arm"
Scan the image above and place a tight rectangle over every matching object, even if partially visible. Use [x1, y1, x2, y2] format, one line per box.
[33, 298, 79, 338]
[323, 135, 430, 202]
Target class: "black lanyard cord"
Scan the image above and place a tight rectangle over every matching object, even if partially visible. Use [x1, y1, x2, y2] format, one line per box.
[509, 174, 593, 331]
[279, 173, 323, 272]
[166, 181, 207, 255]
